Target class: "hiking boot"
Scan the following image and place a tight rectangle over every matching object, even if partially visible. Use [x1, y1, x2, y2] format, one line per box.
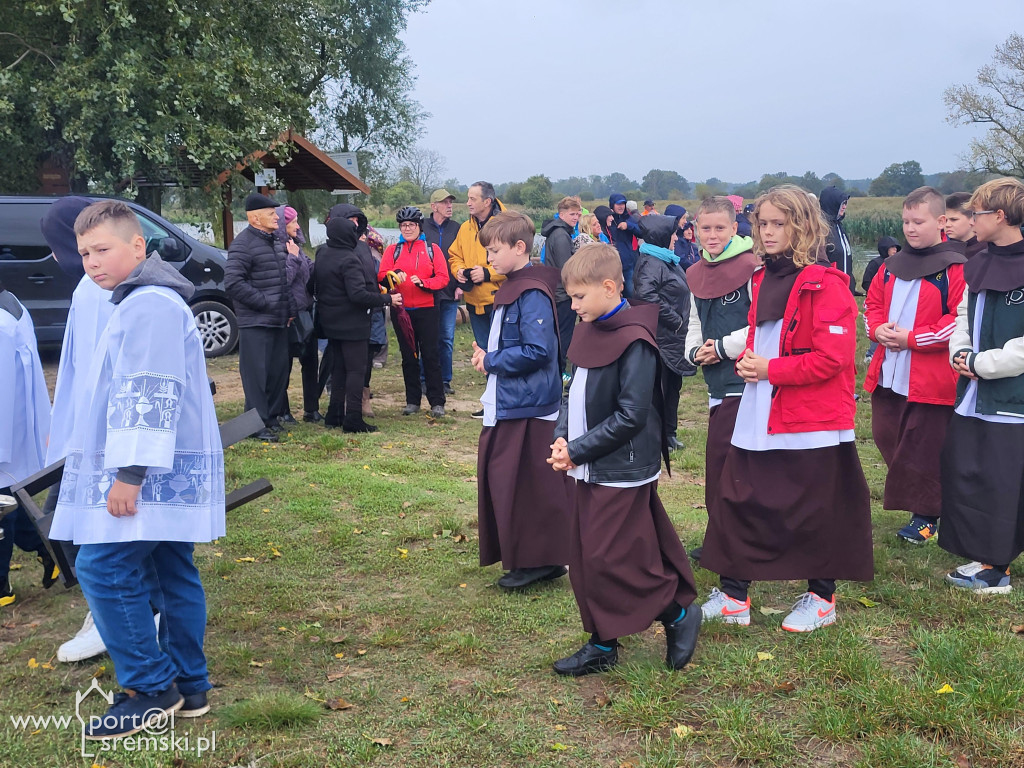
[429, 405, 446, 418]
[701, 588, 751, 625]
[402, 404, 420, 416]
[178, 690, 210, 718]
[664, 605, 701, 670]
[58, 612, 107, 662]
[84, 684, 183, 740]
[897, 516, 937, 545]
[471, 409, 484, 419]
[38, 550, 59, 589]
[497, 565, 567, 590]
[781, 592, 836, 633]
[302, 411, 324, 423]
[0, 580, 14, 608]
[553, 642, 618, 677]
[945, 564, 1012, 594]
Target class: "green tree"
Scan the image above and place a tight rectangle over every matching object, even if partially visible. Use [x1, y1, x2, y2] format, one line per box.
[945, 33, 1024, 178]
[0, 0, 427, 195]
[869, 161, 925, 197]
[383, 180, 423, 209]
[641, 169, 690, 199]
[521, 174, 554, 209]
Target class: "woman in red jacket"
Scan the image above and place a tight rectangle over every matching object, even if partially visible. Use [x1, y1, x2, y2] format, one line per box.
[379, 207, 450, 416]
[699, 186, 874, 633]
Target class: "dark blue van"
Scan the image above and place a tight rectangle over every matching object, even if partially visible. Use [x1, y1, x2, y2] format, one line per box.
[0, 196, 238, 357]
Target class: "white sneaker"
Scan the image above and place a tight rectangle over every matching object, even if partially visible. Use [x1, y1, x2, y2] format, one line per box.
[57, 612, 107, 662]
[781, 592, 836, 633]
[700, 587, 751, 625]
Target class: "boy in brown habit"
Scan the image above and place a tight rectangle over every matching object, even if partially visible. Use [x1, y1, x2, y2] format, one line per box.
[473, 212, 571, 589]
[548, 242, 700, 676]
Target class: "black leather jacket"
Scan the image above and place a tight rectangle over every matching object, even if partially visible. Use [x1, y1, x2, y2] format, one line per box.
[555, 339, 663, 484]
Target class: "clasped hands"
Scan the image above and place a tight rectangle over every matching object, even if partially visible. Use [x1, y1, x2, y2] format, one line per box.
[547, 437, 576, 472]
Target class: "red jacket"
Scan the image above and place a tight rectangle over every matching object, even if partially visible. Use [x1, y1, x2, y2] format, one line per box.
[863, 264, 965, 405]
[741, 263, 859, 434]
[379, 237, 450, 309]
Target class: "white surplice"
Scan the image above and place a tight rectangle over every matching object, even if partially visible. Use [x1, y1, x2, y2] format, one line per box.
[0, 300, 51, 488]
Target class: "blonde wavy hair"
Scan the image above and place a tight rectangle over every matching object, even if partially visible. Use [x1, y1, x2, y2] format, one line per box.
[751, 185, 829, 267]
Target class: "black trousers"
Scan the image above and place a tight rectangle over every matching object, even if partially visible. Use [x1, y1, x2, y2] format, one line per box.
[662, 367, 683, 437]
[555, 299, 576, 374]
[721, 576, 836, 602]
[273, 336, 320, 415]
[325, 338, 368, 426]
[238, 326, 290, 428]
[396, 308, 445, 407]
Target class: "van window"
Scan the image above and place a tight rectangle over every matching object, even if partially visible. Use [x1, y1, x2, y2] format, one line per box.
[138, 215, 188, 261]
[0, 203, 55, 261]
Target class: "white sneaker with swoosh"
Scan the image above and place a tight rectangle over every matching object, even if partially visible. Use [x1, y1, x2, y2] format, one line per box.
[782, 592, 836, 633]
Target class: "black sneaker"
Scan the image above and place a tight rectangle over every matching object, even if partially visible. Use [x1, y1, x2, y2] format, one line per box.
[178, 690, 210, 718]
[553, 642, 618, 677]
[84, 684, 183, 740]
[38, 551, 59, 589]
[471, 409, 484, 419]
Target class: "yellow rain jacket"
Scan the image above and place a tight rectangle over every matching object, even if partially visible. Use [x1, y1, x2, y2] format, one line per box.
[448, 199, 507, 313]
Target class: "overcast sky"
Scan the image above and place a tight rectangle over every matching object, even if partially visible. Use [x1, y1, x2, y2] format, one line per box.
[400, 0, 1020, 186]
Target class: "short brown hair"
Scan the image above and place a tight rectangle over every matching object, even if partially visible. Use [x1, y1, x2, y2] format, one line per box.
[697, 196, 737, 222]
[478, 210, 535, 251]
[561, 242, 623, 289]
[556, 195, 582, 213]
[903, 186, 945, 218]
[751, 185, 829, 268]
[970, 177, 1024, 227]
[945, 192, 972, 214]
[74, 200, 144, 242]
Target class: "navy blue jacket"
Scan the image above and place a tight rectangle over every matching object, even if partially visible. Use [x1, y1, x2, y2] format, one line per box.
[484, 287, 561, 420]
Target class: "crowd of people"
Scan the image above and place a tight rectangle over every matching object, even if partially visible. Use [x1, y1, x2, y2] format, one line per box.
[2, 176, 1024, 736]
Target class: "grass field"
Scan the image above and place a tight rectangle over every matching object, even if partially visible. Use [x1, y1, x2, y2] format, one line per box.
[2, 319, 1023, 768]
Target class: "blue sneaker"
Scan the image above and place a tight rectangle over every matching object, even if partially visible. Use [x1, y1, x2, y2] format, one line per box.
[897, 516, 937, 544]
[178, 690, 210, 718]
[945, 564, 1012, 594]
[84, 684, 183, 740]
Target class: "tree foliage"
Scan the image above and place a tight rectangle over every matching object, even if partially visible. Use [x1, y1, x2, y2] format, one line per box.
[0, 0, 427, 194]
[869, 161, 925, 197]
[945, 33, 1024, 178]
[520, 174, 554, 209]
[397, 147, 447, 196]
[641, 169, 690, 198]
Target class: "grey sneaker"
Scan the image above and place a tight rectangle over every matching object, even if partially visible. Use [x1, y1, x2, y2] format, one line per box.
[401, 404, 420, 416]
[781, 592, 836, 633]
[429, 405, 445, 418]
[700, 588, 751, 625]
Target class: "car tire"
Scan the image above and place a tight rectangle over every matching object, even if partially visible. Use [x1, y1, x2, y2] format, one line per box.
[191, 300, 238, 358]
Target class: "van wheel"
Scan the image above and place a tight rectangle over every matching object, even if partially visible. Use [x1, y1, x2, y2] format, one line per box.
[192, 300, 238, 357]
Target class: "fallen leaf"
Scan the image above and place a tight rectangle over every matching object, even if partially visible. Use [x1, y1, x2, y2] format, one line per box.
[369, 737, 392, 747]
[40, 662, 54, 670]
[330, 635, 345, 644]
[400, 696, 410, 702]
[593, 694, 611, 708]
[756, 652, 774, 662]
[326, 672, 346, 682]
[759, 607, 784, 615]
[453, 534, 468, 543]
[398, 512, 406, 519]
[27, 658, 38, 668]
[935, 683, 955, 694]
[9, 563, 22, 570]
[234, 556, 257, 563]
[441, 529, 452, 538]
[248, 660, 265, 668]
[955, 754, 971, 768]
[326, 697, 354, 711]
[458, 583, 467, 589]
[363, 465, 370, 470]
[353, 529, 363, 535]
[213, 552, 223, 557]
[357, 649, 367, 656]
[550, 743, 569, 751]
[278, 626, 289, 631]
[267, 543, 282, 558]
[620, 763, 638, 768]
[396, 547, 409, 558]
[1011, 624, 1024, 635]
[857, 596, 878, 608]
[92, 665, 106, 678]
[402, 501, 412, 509]
[691, 503, 706, 509]
[554, 724, 567, 731]
[672, 724, 695, 739]
[775, 681, 796, 693]
[309, 636, 320, 643]
[549, 698, 562, 706]
[335, 652, 345, 659]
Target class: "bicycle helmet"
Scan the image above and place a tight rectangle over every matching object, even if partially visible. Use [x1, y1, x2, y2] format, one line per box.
[395, 206, 423, 225]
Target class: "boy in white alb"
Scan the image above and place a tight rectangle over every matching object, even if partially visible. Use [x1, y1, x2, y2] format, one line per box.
[49, 201, 225, 739]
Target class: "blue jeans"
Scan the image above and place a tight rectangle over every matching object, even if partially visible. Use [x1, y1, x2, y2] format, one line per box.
[76, 541, 210, 696]
[437, 299, 458, 384]
[468, 305, 494, 349]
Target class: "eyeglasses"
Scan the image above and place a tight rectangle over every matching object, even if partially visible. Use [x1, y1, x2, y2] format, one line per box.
[970, 210, 995, 218]
[398, 222, 419, 227]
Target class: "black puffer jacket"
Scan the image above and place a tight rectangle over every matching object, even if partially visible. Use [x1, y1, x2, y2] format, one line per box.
[820, 186, 854, 291]
[225, 225, 292, 328]
[540, 217, 574, 302]
[313, 218, 393, 341]
[635, 214, 694, 376]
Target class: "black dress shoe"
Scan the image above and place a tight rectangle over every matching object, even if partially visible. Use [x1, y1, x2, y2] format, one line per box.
[553, 642, 618, 677]
[279, 413, 298, 425]
[666, 435, 682, 452]
[664, 604, 701, 670]
[303, 411, 324, 423]
[253, 429, 279, 442]
[497, 565, 567, 590]
[342, 416, 379, 433]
